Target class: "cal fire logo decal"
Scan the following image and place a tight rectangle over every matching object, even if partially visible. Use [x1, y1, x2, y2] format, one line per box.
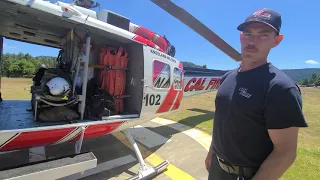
[184, 77, 221, 92]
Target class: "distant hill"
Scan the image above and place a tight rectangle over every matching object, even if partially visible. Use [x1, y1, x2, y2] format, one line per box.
[182, 61, 320, 82]
[281, 68, 320, 82]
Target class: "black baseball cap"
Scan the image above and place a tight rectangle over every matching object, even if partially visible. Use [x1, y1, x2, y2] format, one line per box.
[237, 8, 282, 34]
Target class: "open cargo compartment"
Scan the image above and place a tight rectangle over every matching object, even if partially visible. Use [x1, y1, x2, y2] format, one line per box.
[0, 0, 144, 131]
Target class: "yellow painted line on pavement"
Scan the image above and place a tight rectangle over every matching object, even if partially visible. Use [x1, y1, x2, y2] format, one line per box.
[113, 132, 196, 180]
[151, 117, 212, 151]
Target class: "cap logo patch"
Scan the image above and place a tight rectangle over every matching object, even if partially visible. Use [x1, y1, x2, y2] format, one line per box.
[252, 9, 271, 19]
[252, 10, 264, 17]
[261, 12, 271, 18]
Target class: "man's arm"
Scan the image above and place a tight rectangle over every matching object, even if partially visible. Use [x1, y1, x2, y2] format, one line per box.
[205, 126, 215, 171]
[251, 127, 299, 180]
[252, 86, 307, 180]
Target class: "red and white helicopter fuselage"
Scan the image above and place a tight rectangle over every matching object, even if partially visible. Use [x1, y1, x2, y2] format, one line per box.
[0, 0, 230, 179]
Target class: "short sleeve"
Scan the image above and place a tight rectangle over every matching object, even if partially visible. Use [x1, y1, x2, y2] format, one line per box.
[220, 70, 232, 85]
[264, 87, 308, 129]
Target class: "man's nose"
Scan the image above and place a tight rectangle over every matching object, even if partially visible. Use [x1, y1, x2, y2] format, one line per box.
[247, 41, 256, 46]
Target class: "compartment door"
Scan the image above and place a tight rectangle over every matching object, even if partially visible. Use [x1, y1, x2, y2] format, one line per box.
[140, 46, 175, 117]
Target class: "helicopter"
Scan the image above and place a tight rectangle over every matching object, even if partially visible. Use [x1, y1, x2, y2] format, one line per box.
[0, 0, 242, 179]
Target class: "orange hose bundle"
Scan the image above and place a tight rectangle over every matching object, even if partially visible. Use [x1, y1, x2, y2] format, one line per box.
[98, 48, 106, 84]
[113, 46, 128, 114]
[114, 47, 123, 97]
[118, 48, 128, 113]
[108, 47, 122, 96]
[101, 47, 115, 91]
[98, 46, 128, 114]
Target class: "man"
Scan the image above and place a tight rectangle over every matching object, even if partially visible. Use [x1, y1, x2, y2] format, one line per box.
[32, 64, 47, 86]
[205, 8, 308, 180]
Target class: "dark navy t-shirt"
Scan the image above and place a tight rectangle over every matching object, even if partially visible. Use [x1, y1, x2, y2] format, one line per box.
[212, 62, 308, 167]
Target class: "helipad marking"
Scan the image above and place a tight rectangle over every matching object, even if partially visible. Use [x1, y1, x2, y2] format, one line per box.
[151, 117, 212, 151]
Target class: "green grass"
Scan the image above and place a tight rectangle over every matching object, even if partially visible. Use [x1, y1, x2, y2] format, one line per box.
[161, 87, 320, 180]
[1, 77, 33, 100]
[1, 78, 319, 179]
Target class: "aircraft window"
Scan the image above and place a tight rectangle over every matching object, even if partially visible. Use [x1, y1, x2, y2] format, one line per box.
[153, 60, 171, 89]
[173, 67, 182, 90]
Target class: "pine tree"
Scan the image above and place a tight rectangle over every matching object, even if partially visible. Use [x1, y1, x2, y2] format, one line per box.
[314, 77, 320, 86]
[302, 78, 309, 86]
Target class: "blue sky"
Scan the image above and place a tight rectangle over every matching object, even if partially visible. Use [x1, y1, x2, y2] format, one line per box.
[3, 0, 320, 70]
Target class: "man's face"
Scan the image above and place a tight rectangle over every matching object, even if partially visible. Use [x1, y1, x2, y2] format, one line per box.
[240, 22, 283, 63]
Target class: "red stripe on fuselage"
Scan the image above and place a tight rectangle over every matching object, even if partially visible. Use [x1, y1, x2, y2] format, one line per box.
[171, 90, 183, 110]
[83, 122, 123, 140]
[1, 127, 75, 151]
[72, 122, 123, 141]
[133, 35, 165, 53]
[0, 122, 124, 152]
[156, 85, 178, 113]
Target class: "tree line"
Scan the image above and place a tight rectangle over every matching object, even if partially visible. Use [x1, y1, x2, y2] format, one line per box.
[0, 53, 56, 78]
[0, 54, 208, 78]
[0, 53, 319, 87]
[298, 73, 320, 87]
[182, 61, 207, 69]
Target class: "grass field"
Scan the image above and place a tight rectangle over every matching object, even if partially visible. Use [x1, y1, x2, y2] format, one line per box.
[161, 86, 320, 180]
[1, 78, 319, 179]
[1, 78, 33, 100]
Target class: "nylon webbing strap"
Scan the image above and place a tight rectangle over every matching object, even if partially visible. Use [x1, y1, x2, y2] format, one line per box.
[215, 155, 258, 178]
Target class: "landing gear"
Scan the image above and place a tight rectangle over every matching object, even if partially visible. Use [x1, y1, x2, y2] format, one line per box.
[123, 129, 169, 180]
[75, 126, 86, 154]
[71, 127, 168, 179]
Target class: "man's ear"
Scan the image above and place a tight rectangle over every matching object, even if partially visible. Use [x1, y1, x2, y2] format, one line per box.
[240, 32, 244, 38]
[240, 33, 244, 42]
[273, 34, 284, 47]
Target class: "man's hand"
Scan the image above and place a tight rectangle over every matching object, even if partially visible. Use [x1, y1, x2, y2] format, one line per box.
[251, 127, 299, 180]
[205, 151, 213, 172]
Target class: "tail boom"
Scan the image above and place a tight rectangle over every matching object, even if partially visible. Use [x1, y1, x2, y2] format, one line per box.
[183, 76, 221, 98]
[182, 67, 227, 97]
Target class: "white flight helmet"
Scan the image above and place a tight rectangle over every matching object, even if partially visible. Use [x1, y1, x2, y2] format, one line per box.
[46, 77, 70, 96]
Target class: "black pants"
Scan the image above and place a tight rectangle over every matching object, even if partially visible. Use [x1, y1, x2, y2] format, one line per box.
[208, 154, 253, 180]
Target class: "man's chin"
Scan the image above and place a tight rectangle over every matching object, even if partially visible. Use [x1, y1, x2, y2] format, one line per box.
[241, 54, 255, 60]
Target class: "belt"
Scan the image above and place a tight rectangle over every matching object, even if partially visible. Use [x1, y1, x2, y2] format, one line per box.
[215, 155, 259, 178]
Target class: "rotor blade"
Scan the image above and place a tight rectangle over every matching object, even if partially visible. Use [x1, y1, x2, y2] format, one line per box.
[150, 0, 242, 62]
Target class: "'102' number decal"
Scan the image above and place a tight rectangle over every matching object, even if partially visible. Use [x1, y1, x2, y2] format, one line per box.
[144, 94, 161, 106]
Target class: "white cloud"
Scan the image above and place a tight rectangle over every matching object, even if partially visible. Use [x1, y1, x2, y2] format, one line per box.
[305, 60, 319, 65]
